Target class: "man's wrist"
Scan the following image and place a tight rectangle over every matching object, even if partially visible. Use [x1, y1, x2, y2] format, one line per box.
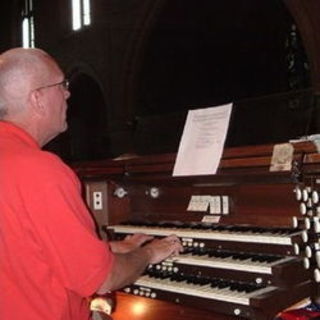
[139, 246, 154, 265]
[109, 241, 120, 253]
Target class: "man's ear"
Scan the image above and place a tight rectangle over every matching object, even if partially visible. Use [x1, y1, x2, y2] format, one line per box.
[29, 90, 46, 116]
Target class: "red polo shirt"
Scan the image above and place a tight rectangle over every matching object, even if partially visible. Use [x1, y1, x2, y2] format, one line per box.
[0, 121, 114, 320]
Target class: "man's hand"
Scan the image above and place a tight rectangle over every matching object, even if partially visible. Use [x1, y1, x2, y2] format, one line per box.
[109, 233, 154, 254]
[98, 234, 183, 293]
[143, 235, 183, 264]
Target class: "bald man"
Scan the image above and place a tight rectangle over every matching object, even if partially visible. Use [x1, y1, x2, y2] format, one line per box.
[0, 48, 182, 320]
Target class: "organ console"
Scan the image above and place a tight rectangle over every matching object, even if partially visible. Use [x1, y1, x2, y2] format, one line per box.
[73, 141, 320, 320]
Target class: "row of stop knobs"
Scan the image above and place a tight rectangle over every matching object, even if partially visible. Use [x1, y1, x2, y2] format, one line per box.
[294, 184, 320, 282]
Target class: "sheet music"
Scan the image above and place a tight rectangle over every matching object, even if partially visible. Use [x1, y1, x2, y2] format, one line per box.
[173, 103, 232, 176]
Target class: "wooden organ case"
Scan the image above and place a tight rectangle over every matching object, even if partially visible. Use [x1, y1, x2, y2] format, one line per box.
[74, 142, 320, 320]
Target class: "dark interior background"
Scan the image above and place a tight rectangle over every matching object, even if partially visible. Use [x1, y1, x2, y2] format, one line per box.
[1, 0, 318, 162]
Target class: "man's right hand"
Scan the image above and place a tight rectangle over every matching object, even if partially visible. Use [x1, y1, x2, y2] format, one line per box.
[143, 235, 183, 264]
[97, 235, 183, 293]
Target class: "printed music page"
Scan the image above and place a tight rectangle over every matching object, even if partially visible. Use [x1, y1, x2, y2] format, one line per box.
[173, 103, 232, 176]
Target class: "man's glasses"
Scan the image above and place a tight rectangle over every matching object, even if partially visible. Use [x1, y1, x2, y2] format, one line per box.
[34, 79, 69, 91]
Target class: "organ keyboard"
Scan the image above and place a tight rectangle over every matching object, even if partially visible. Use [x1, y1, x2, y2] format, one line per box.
[124, 274, 314, 319]
[167, 250, 294, 275]
[109, 223, 303, 245]
[74, 141, 320, 320]
[134, 273, 277, 305]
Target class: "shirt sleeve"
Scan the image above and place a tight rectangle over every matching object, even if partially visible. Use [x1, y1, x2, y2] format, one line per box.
[21, 152, 114, 297]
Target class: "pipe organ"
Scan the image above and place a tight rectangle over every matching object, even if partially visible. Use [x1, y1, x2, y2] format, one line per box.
[74, 142, 320, 320]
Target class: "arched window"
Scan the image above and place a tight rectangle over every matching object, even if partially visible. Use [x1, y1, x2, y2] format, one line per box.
[72, 0, 91, 31]
[21, 0, 35, 48]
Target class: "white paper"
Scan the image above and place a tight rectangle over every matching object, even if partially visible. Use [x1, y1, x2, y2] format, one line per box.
[173, 103, 232, 176]
[270, 143, 294, 172]
[209, 196, 221, 214]
[186, 195, 210, 212]
[202, 215, 221, 223]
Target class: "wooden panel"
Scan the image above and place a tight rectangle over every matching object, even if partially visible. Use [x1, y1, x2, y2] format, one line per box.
[107, 181, 299, 227]
[112, 292, 238, 320]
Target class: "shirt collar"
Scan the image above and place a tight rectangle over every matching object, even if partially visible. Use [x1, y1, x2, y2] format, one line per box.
[0, 121, 40, 149]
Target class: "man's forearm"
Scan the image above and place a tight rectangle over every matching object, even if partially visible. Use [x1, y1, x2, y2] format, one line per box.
[97, 246, 152, 293]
